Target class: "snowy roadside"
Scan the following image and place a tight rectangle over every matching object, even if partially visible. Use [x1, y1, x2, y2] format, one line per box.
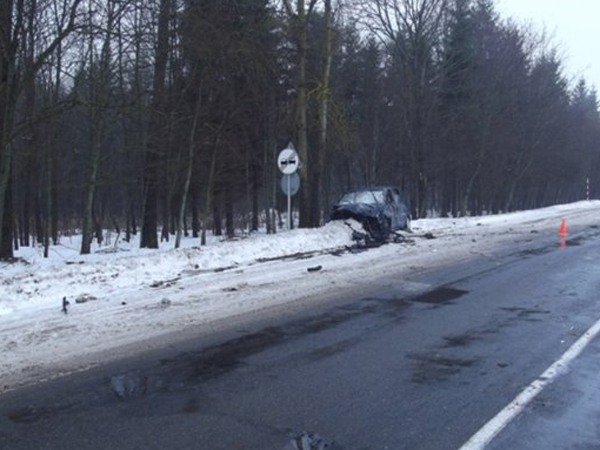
[1, 201, 599, 393]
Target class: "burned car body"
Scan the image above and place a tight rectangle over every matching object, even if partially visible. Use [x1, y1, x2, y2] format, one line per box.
[330, 187, 411, 243]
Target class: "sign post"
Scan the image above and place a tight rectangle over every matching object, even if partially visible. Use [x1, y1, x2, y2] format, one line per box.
[278, 143, 300, 230]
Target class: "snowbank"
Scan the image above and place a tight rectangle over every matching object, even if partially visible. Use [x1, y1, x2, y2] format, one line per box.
[0, 219, 361, 317]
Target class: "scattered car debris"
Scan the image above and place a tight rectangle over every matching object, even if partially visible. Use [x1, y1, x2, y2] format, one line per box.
[214, 265, 238, 273]
[96, 247, 130, 254]
[150, 277, 180, 288]
[257, 249, 346, 263]
[110, 372, 148, 400]
[75, 294, 98, 304]
[222, 282, 249, 292]
[391, 230, 408, 243]
[283, 433, 334, 450]
[345, 225, 381, 248]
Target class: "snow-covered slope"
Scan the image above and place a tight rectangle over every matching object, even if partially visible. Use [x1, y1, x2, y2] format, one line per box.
[1, 201, 599, 393]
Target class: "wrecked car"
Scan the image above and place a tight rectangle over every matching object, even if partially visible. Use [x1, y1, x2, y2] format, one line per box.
[330, 187, 411, 244]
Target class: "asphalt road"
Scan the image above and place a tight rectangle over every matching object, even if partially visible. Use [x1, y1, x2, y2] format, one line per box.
[2, 226, 600, 450]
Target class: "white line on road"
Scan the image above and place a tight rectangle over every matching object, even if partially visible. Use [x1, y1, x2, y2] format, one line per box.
[457, 316, 600, 450]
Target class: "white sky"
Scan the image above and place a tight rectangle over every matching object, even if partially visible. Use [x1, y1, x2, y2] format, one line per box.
[496, 0, 600, 90]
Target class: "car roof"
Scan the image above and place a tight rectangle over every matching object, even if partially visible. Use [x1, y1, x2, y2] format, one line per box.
[343, 186, 400, 193]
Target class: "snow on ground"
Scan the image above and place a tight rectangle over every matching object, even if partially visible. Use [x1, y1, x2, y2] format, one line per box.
[0, 219, 359, 317]
[1, 201, 600, 393]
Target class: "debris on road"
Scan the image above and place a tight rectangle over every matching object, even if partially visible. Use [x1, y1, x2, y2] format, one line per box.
[283, 432, 335, 450]
[75, 294, 98, 304]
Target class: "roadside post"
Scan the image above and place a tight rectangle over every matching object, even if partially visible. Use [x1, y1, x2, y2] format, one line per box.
[278, 143, 301, 230]
[587, 177, 590, 200]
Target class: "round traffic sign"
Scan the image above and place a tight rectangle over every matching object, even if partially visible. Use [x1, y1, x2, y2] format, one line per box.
[278, 147, 300, 174]
[281, 173, 300, 196]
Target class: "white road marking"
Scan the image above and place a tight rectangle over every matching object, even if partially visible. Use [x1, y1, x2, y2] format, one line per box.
[457, 317, 600, 450]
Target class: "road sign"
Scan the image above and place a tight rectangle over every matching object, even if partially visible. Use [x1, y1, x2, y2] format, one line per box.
[278, 144, 300, 175]
[281, 173, 300, 196]
[278, 143, 301, 230]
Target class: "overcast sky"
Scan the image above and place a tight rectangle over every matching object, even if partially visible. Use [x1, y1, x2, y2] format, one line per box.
[496, 0, 599, 90]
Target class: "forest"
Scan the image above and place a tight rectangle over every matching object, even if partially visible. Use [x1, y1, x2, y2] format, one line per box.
[0, 0, 599, 259]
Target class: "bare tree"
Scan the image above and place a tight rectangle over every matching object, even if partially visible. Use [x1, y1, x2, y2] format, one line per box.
[283, 0, 318, 227]
[175, 86, 201, 249]
[357, 0, 447, 217]
[0, 0, 83, 259]
[312, 0, 335, 225]
[80, 0, 121, 254]
[140, 0, 171, 248]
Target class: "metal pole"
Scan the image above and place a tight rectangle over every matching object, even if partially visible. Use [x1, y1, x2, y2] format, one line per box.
[587, 177, 590, 201]
[287, 174, 292, 230]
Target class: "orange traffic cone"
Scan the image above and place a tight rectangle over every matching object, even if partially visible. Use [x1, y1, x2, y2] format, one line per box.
[558, 219, 567, 238]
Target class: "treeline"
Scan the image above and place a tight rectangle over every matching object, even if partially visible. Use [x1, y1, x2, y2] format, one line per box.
[0, 0, 599, 259]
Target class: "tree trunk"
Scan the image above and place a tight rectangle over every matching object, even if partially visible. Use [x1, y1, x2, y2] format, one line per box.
[225, 183, 234, 238]
[201, 131, 221, 246]
[313, 0, 333, 227]
[161, 185, 170, 242]
[0, 0, 18, 260]
[175, 90, 202, 249]
[190, 187, 199, 238]
[0, 182, 14, 257]
[81, 1, 114, 254]
[46, 36, 62, 256]
[212, 192, 222, 236]
[461, 116, 491, 217]
[251, 162, 259, 232]
[295, 0, 314, 228]
[141, 0, 170, 249]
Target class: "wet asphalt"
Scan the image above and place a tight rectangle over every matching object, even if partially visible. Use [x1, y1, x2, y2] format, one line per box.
[2, 227, 600, 450]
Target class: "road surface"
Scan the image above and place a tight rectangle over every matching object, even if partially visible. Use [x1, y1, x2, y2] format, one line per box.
[2, 225, 600, 449]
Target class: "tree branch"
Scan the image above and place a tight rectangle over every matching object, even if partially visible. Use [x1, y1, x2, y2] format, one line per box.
[30, 0, 84, 75]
